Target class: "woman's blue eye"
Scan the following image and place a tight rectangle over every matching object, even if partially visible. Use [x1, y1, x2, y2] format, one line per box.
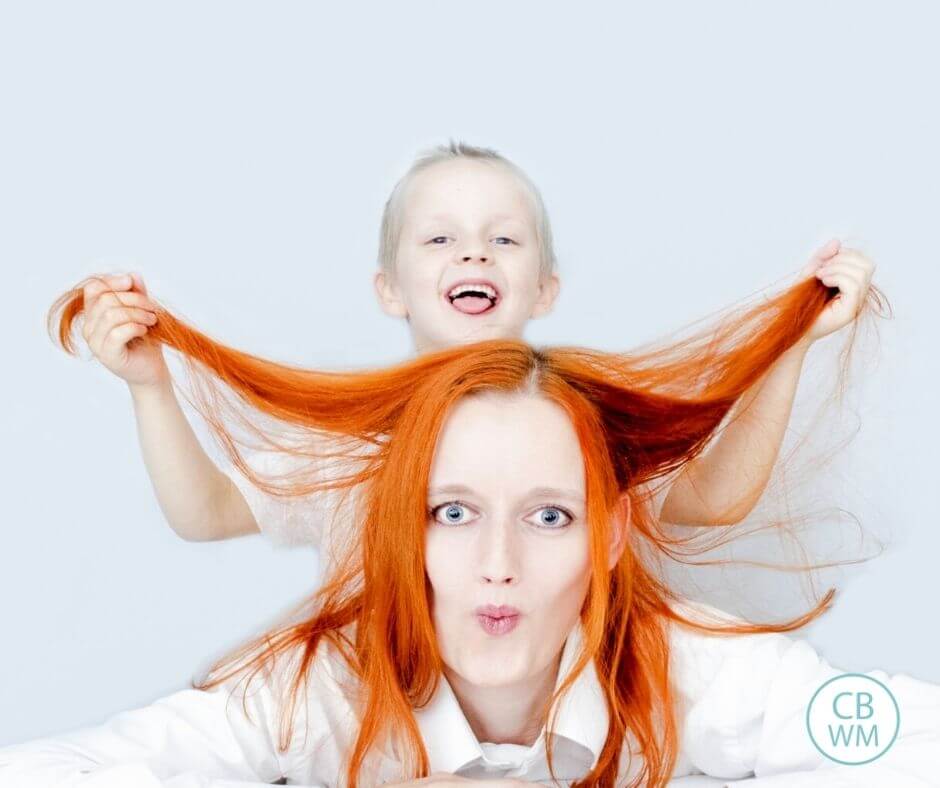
[528, 506, 572, 529]
[430, 236, 448, 244]
[431, 502, 475, 526]
[429, 502, 572, 529]
[495, 237, 516, 245]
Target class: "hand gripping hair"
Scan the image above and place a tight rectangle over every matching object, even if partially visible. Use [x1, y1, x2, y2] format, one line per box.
[48, 273, 890, 788]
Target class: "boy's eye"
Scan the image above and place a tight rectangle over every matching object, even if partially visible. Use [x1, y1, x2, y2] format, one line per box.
[426, 237, 516, 245]
[524, 506, 573, 529]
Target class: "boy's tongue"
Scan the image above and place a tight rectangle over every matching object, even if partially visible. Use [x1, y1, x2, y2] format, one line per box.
[451, 295, 493, 315]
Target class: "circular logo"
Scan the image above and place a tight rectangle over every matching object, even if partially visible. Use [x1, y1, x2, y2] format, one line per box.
[806, 673, 900, 765]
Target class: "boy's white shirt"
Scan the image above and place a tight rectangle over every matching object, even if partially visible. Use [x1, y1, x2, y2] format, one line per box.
[224, 442, 372, 567]
[2, 598, 938, 787]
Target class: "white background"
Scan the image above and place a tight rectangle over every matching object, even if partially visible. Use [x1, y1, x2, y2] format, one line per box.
[1, 0, 938, 746]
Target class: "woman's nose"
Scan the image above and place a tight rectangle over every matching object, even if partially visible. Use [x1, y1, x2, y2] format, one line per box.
[478, 520, 519, 585]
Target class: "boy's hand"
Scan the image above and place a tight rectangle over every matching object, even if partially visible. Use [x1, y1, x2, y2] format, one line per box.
[81, 272, 168, 388]
[798, 238, 876, 344]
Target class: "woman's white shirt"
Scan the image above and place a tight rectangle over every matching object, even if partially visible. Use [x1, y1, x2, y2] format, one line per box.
[1, 600, 938, 787]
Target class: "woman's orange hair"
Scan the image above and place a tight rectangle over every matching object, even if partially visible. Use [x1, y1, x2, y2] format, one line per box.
[48, 273, 890, 787]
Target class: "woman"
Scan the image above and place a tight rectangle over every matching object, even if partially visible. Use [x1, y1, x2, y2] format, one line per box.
[3, 272, 937, 786]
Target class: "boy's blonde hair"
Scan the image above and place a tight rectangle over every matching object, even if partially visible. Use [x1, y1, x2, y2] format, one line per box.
[377, 139, 558, 281]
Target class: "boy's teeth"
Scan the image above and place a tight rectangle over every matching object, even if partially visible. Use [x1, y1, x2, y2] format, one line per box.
[448, 283, 498, 299]
[446, 282, 499, 315]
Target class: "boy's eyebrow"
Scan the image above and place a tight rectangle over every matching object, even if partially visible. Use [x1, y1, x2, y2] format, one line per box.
[428, 483, 585, 502]
[419, 212, 526, 225]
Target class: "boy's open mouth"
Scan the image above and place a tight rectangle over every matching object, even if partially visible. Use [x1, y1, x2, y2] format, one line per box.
[446, 281, 501, 315]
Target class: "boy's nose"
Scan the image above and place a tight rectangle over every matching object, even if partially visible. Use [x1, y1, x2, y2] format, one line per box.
[462, 255, 489, 263]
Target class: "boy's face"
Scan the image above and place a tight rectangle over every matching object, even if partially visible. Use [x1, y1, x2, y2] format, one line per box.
[374, 159, 560, 353]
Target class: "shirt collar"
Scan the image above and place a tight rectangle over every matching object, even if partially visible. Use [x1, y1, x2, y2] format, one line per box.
[414, 622, 609, 774]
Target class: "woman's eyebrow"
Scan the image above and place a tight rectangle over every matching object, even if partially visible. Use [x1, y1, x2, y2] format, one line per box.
[427, 483, 476, 497]
[427, 484, 584, 502]
[526, 486, 585, 503]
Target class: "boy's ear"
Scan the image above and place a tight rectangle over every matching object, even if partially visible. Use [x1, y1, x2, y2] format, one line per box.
[374, 268, 409, 319]
[608, 492, 631, 570]
[530, 272, 560, 318]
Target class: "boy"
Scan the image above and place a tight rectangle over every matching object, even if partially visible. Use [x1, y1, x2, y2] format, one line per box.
[79, 140, 874, 554]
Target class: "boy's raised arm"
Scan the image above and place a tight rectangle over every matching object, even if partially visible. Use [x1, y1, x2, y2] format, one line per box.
[129, 377, 260, 542]
[658, 339, 809, 526]
[658, 241, 876, 528]
[79, 272, 259, 543]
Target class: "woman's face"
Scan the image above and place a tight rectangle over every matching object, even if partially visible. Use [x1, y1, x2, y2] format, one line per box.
[425, 391, 592, 689]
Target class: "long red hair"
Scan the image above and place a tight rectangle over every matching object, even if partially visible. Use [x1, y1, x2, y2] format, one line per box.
[48, 273, 890, 786]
